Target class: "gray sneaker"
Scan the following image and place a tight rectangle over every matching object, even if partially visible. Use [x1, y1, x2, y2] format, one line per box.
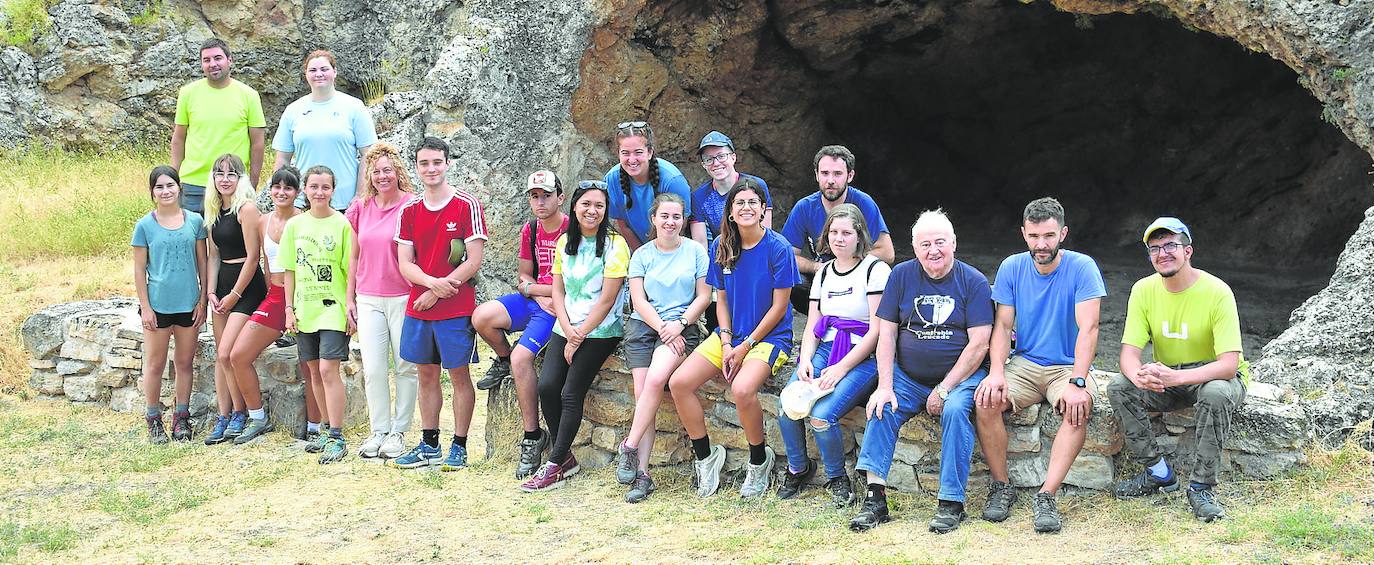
[378, 431, 407, 459]
[516, 429, 549, 479]
[1187, 487, 1225, 522]
[693, 444, 727, 498]
[625, 471, 656, 503]
[1032, 492, 1062, 533]
[305, 430, 328, 454]
[739, 446, 775, 499]
[615, 439, 639, 485]
[982, 480, 1018, 522]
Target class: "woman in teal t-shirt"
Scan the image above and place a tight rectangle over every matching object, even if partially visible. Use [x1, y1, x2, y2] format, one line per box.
[520, 181, 629, 493]
[132, 166, 208, 444]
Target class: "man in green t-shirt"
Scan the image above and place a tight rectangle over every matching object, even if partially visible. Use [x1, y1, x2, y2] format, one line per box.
[1109, 217, 1248, 523]
[170, 38, 266, 214]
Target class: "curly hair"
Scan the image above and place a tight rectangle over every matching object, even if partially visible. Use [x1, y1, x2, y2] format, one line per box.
[355, 142, 415, 203]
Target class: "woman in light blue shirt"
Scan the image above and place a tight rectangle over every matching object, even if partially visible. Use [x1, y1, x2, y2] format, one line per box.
[272, 49, 377, 210]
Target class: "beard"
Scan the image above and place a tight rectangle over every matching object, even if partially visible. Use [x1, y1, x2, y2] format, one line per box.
[1032, 246, 1060, 265]
[821, 184, 847, 202]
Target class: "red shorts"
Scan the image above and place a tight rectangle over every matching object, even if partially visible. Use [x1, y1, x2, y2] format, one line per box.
[249, 284, 287, 332]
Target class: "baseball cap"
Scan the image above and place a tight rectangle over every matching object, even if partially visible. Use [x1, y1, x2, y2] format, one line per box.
[525, 170, 560, 194]
[1142, 217, 1192, 244]
[780, 379, 834, 421]
[697, 131, 734, 154]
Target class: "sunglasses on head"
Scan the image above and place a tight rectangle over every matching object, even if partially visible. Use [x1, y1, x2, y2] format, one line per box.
[616, 121, 649, 130]
[578, 180, 608, 191]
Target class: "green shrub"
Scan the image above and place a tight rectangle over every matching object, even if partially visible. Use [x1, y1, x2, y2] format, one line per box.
[0, 0, 54, 48]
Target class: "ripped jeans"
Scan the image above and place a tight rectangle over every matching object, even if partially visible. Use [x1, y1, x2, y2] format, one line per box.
[777, 341, 879, 480]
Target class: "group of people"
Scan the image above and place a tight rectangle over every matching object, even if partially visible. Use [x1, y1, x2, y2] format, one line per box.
[131, 38, 1250, 535]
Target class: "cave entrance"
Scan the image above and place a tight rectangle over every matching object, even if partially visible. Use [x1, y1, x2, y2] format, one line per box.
[579, 0, 1372, 363]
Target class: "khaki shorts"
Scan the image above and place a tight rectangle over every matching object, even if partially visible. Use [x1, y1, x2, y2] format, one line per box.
[1004, 355, 1097, 413]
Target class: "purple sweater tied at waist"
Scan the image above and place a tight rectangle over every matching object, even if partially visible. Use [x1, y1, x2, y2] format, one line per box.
[814, 314, 870, 366]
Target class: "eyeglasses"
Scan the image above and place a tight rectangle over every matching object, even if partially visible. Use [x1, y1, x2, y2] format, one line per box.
[1146, 242, 1185, 256]
[701, 152, 734, 165]
[733, 199, 763, 209]
[616, 121, 648, 130]
[213, 171, 240, 180]
[578, 180, 608, 191]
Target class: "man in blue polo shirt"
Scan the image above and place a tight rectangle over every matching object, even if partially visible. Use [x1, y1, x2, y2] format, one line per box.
[974, 197, 1106, 534]
[781, 145, 894, 314]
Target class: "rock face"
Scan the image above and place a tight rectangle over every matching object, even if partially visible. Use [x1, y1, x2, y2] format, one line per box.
[483, 358, 1308, 492]
[1254, 207, 1374, 444]
[21, 298, 367, 437]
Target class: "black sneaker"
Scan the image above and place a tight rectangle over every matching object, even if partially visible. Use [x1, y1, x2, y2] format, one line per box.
[1187, 486, 1225, 522]
[982, 480, 1018, 522]
[1032, 492, 1062, 533]
[849, 488, 891, 532]
[516, 429, 550, 479]
[170, 411, 192, 442]
[1114, 470, 1180, 499]
[146, 415, 169, 444]
[928, 499, 966, 534]
[273, 334, 296, 348]
[826, 475, 856, 508]
[476, 357, 511, 391]
[776, 459, 815, 500]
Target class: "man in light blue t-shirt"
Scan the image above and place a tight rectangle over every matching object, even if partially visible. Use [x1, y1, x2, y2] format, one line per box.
[780, 145, 894, 314]
[272, 82, 377, 210]
[973, 197, 1105, 534]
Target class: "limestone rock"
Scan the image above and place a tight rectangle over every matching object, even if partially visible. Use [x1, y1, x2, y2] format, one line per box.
[29, 370, 62, 396]
[63, 375, 102, 402]
[109, 385, 142, 413]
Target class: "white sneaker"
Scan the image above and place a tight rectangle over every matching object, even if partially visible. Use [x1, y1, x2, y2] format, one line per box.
[359, 432, 386, 458]
[693, 444, 727, 498]
[378, 431, 407, 459]
[739, 446, 775, 499]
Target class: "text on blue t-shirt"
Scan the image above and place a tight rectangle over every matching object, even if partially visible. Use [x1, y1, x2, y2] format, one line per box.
[876, 259, 994, 386]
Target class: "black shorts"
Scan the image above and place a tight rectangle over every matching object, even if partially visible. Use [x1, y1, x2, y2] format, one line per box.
[216, 261, 269, 316]
[140, 308, 196, 329]
[297, 329, 350, 361]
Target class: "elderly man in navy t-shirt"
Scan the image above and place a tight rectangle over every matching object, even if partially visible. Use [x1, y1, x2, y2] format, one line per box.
[848, 209, 992, 534]
[781, 145, 894, 314]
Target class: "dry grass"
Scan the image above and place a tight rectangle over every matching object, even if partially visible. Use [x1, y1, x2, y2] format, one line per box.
[3, 148, 1373, 563]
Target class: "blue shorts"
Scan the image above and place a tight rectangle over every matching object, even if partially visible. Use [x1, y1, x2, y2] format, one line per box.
[180, 183, 205, 216]
[495, 293, 556, 355]
[400, 316, 478, 369]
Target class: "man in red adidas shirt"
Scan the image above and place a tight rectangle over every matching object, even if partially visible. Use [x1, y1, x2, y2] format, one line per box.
[389, 137, 489, 471]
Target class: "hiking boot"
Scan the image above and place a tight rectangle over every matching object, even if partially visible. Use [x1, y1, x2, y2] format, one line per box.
[929, 499, 966, 534]
[693, 444, 727, 498]
[625, 471, 656, 503]
[519, 453, 580, 493]
[146, 415, 169, 444]
[826, 475, 857, 508]
[982, 480, 1018, 522]
[170, 411, 191, 442]
[388, 442, 442, 469]
[440, 443, 468, 471]
[849, 489, 892, 532]
[1187, 486, 1225, 522]
[318, 437, 348, 464]
[476, 357, 511, 390]
[776, 458, 815, 500]
[739, 446, 775, 499]
[379, 432, 407, 459]
[615, 439, 639, 485]
[204, 415, 231, 445]
[233, 417, 275, 445]
[274, 334, 296, 348]
[305, 430, 328, 453]
[1114, 470, 1180, 499]
[516, 430, 549, 479]
[225, 411, 248, 439]
[1032, 492, 1062, 533]
[358, 432, 386, 458]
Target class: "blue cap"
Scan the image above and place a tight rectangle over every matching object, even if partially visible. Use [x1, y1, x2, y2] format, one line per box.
[698, 131, 734, 154]
[1142, 217, 1192, 244]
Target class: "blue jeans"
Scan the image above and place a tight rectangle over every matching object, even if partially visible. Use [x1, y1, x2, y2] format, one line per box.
[777, 341, 880, 479]
[855, 366, 986, 502]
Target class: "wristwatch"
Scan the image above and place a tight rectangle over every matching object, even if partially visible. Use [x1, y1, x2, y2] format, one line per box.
[935, 386, 949, 400]
[1069, 376, 1088, 388]
[744, 336, 758, 348]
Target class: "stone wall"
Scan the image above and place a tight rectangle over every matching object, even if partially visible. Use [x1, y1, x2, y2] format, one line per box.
[21, 298, 367, 436]
[485, 354, 1311, 492]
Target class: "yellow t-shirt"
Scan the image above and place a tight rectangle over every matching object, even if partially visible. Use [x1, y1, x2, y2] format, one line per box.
[1121, 270, 1250, 383]
[174, 79, 266, 188]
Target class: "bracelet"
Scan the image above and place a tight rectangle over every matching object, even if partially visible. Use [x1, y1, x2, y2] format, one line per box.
[285, 305, 294, 310]
[744, 336, 758, 348]
[718, 328, 732, 336]
[230, 290, 242, 298]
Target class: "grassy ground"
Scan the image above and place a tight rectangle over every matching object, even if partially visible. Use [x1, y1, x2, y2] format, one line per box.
[1, 148, 1372, 563]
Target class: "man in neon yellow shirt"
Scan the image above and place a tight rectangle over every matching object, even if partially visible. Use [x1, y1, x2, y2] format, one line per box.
[1109, 217, 1248, 523]
[170, 38, 266, 213]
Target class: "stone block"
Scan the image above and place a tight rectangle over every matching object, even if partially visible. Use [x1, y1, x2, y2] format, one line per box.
[1228, 383, 1309, 454]
[572, 424, 592, 446]
[29, 370, 63, 395]
[892, 439, 927, 466]
[56, 359, 94, 375]
[648, 432, 690, 465]
[886, 463, 918, 492]
[699, 377, 726, 396]
[109, 337, 138, 350]
[106, 355, 142, 370]
[1008, 425, 1040, 453]
[1007, 453, 1047, 488]
[572, 445, 614, 468]
[897, 413, 940, 443]
[1008, 403, 1040, 426]
[59, 337, 104, 362]
[29, 359, 56, 370]
[95, 366, 132, 388]
[584, 391, 634, 425]
[710, 402, 741, 427]
[109, 386, 142, 413]
[757, 392, 780, 417]
[653, 403, 683, 432]
[63, 375, 103, 402]
[591, 426, 619, 452]
[1063, 453, 1114, 490]
[1233, 450, 1306, 480]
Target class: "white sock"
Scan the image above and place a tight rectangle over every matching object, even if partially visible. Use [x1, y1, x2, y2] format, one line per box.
[307, 421, 321, 433]
[867, 473, 886, 486]
[248, 408, 266, 421]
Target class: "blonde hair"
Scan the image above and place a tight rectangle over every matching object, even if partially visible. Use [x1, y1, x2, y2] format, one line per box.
[356, 142, 415, 202]
[204, 153, 255, 230]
